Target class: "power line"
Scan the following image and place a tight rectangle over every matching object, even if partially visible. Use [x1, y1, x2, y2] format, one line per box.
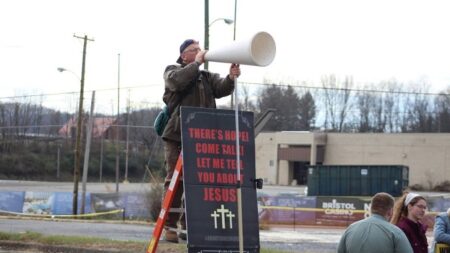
[0, 83, 162, 101]
[0, 124, 153, 130]
[239, 81, 450, 97]
[1, 81, 449, 102]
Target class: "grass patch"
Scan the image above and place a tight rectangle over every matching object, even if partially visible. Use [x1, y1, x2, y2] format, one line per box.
[0, 231, 148, 252]
[0, 231, 42, 241]
[0, 231, 288, 253]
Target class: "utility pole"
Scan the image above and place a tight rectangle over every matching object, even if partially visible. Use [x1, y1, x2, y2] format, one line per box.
[99, 131, 104, 182]
[81, 91, 95, 214]
[124, 89, 130, 183]
[204, 0, 209, 70]
[115, 53, 120, 192]
[56, 144, 60, 180]
[72, 34, 94, 215]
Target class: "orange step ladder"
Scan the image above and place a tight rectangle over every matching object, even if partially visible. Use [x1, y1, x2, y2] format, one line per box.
[146, 154, 183, 253]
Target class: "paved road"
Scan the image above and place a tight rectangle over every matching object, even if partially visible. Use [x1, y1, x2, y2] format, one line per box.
[0, 218, 152, 242]
[0, 217, 341, 252]
[1, 180, 441, 252]
[0, 217, 437, 252]
[0, 180, 439, 252]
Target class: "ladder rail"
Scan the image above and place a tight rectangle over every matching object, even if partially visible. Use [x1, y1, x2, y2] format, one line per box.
[146, 154, 183, 253]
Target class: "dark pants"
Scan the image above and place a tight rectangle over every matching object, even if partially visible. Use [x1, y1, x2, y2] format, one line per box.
[163, 140, 185, 229]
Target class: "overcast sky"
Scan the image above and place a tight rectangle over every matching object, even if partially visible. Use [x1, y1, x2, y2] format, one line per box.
[1, 0, 450, 113]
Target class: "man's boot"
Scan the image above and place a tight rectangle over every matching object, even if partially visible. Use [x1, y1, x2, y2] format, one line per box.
[178, 228, 187, 241]
[163, 228, 179, 243]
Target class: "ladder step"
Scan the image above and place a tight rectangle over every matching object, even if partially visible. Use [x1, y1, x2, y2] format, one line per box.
[169, 208, 185, 213]
[163, 226, 187, 234]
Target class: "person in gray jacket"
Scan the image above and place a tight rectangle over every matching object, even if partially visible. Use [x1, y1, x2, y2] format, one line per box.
[431, 207, 450, 253]
[337, 192, 413, 253]
[161, 38, 240, 243]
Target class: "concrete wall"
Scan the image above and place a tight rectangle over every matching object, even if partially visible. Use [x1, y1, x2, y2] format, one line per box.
[324, 133, 450, 186]
[255, 132, 450, 187]
[255, 132, 325, 185]
[255, 133, 278, 185]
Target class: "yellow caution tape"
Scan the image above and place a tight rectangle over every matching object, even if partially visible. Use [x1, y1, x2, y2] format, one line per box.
[260, 205, 366, 214]
[0, 209, 124, 219]
[259, 206, 440, 215]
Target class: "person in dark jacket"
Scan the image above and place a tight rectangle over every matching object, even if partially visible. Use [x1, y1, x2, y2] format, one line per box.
[391, 192, 429, 253]
[161, 39, 240, 243]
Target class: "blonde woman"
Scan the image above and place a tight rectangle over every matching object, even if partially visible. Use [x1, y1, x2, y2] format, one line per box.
[391, 192, 428, 253]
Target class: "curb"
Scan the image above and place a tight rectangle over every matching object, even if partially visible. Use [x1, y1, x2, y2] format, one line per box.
[0, 215, 153, 226]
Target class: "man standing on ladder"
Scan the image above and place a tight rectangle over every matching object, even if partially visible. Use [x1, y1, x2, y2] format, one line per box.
[161, 38, 240, 243]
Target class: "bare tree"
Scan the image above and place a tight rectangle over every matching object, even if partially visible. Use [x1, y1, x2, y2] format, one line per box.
[433, 90, 450, 132]
[382, 80, 402, 133]
[0, 103, 6, 151]
[34, 97, 44, 136]
[321, 75, 353, 132]
[403, 82, 434, 132]
[49, 111, 62, 136]
[13, 103, 20, 137]
[356, 88, 375, 132]
[238, 85, 256, 111]
[355, 82, 393, 133]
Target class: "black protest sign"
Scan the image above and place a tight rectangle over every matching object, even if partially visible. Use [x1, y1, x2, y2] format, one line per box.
[181, 106, 259, 253]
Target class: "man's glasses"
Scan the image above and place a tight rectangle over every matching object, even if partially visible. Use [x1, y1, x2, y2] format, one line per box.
[184, 48, 201, 53]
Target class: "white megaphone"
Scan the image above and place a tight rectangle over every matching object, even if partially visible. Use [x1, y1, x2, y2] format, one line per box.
[205, 31, 276, 66]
